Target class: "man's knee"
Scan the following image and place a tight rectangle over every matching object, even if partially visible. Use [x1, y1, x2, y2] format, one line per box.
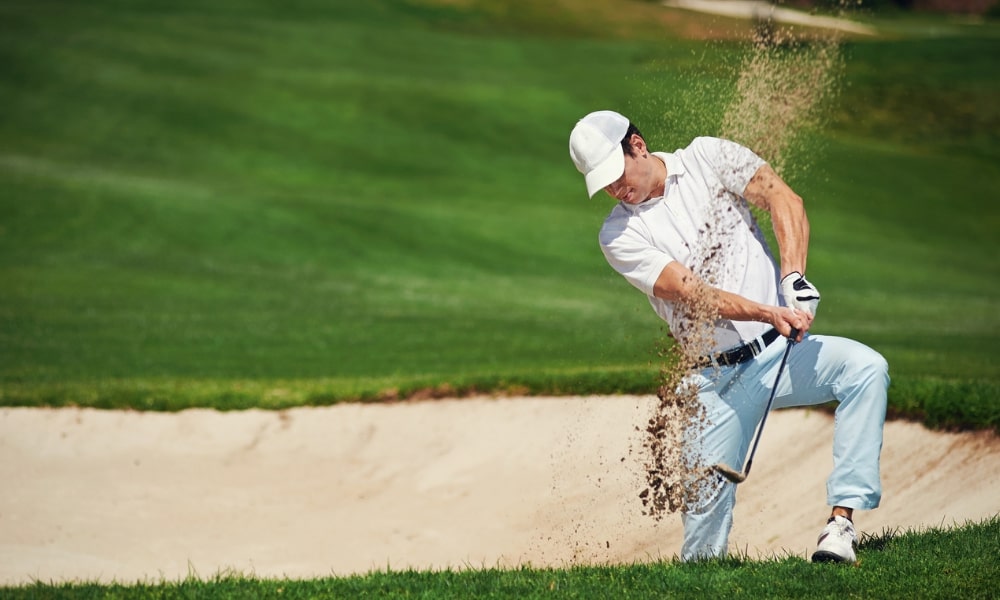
[833, 342, 889, 416]
[839, 342, 890, 390]
[859, 346, 890, 390]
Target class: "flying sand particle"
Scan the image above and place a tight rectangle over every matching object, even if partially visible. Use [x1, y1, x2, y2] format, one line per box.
[635, 16, 845, 520]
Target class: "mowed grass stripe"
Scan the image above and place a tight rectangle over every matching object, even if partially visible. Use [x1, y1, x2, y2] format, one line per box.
[0, 1, 998, 432]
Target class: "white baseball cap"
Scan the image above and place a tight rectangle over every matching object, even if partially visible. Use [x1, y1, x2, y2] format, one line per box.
[569, 110, 630, 198]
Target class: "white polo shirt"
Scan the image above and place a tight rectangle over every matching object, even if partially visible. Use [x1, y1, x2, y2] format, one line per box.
[599, 137, 781, 354]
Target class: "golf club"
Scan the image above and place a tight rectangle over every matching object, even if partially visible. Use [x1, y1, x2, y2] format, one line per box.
[711, 328, 798, 484]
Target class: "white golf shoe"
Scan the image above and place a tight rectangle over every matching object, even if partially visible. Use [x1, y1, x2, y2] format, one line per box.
[811, 515, 857, 563]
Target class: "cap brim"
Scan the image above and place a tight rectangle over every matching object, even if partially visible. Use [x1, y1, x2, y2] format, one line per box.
[583, 147, 625, 198]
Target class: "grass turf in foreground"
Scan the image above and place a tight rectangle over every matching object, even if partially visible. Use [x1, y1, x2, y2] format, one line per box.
[4, 517, 997, 599]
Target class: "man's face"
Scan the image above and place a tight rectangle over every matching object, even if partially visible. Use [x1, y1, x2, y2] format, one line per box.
[603, 135, 661, 205]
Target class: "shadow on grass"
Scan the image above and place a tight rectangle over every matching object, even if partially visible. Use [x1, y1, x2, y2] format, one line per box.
[858, 527, 901, 553]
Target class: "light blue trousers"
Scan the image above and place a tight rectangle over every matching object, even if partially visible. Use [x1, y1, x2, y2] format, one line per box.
[680, 333, 889, 561]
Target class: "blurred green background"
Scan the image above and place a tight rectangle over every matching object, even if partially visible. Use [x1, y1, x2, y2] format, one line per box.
[1, 0, 997, 427]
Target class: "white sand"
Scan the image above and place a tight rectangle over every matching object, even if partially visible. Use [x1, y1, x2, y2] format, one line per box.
[663, 0, 878, 35]
[1, 396, 997, 584]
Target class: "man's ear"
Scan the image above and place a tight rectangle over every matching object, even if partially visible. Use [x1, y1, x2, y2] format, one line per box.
[630, 134, 648, 156]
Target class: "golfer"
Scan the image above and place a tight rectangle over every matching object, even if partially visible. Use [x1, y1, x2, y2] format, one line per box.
[568, 110, 889, 563]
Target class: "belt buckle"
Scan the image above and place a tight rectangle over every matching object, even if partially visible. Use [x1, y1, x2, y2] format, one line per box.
[709, 335, 760, 368]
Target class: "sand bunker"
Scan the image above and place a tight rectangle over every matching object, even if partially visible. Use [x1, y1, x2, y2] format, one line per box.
[663, 0, 877, 36]
[1, 396, 997, 584]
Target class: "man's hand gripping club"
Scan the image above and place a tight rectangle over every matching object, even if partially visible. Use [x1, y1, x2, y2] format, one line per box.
[711, 274, 821, 483]
[781, 271, 820, 316]
[775, 272, 819, 342]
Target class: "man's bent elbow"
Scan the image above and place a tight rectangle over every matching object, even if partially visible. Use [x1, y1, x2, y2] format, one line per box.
[653, 262, 701, 304]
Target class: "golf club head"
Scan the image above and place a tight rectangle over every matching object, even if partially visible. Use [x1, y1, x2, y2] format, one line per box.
[711, 463, 746, 484]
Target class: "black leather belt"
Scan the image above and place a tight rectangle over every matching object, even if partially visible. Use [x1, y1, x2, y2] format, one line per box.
[702, 328, 780, 368]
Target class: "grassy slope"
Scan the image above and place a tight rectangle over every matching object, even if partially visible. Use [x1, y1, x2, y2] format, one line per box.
[0, 1, 998, 429]
[0, 1, 650, 383]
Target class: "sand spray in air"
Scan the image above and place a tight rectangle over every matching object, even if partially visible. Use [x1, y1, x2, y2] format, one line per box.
[541, 9, 852, 560]
[720, 23, 844, 181]
[636, 17, 846, 520]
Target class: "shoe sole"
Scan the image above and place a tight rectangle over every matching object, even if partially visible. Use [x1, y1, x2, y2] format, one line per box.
[811, 550, 852, 563]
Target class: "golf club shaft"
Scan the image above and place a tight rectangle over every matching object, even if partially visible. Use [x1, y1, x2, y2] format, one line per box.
[742, 329, 797, 477]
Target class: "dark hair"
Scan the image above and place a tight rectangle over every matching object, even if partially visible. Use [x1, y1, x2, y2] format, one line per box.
[621, 123, 644, 157]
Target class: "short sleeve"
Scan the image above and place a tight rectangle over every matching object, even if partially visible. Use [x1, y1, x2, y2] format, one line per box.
[690, 137, 767, 196]
[599, 213, 674, 297]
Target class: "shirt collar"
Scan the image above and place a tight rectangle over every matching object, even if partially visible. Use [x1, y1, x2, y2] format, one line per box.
[620, 151, 684, 212]
[656, 151, 685, 179]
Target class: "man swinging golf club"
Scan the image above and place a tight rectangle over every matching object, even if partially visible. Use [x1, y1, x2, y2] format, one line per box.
[569, 110, 890, 563]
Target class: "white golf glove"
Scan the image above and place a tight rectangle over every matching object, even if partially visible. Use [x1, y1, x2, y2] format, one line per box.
[781, 271, 820, 316]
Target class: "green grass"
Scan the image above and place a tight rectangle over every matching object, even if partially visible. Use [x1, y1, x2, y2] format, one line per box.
[1, 1, 998, 597]
[3, 517, 997, 598]
[1, 0, 998, 431]
[0, 1, 647, 380]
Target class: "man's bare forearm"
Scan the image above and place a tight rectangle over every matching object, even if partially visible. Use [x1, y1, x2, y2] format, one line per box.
[743, 165, 810, 277]
[653, 261, 810, 339]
